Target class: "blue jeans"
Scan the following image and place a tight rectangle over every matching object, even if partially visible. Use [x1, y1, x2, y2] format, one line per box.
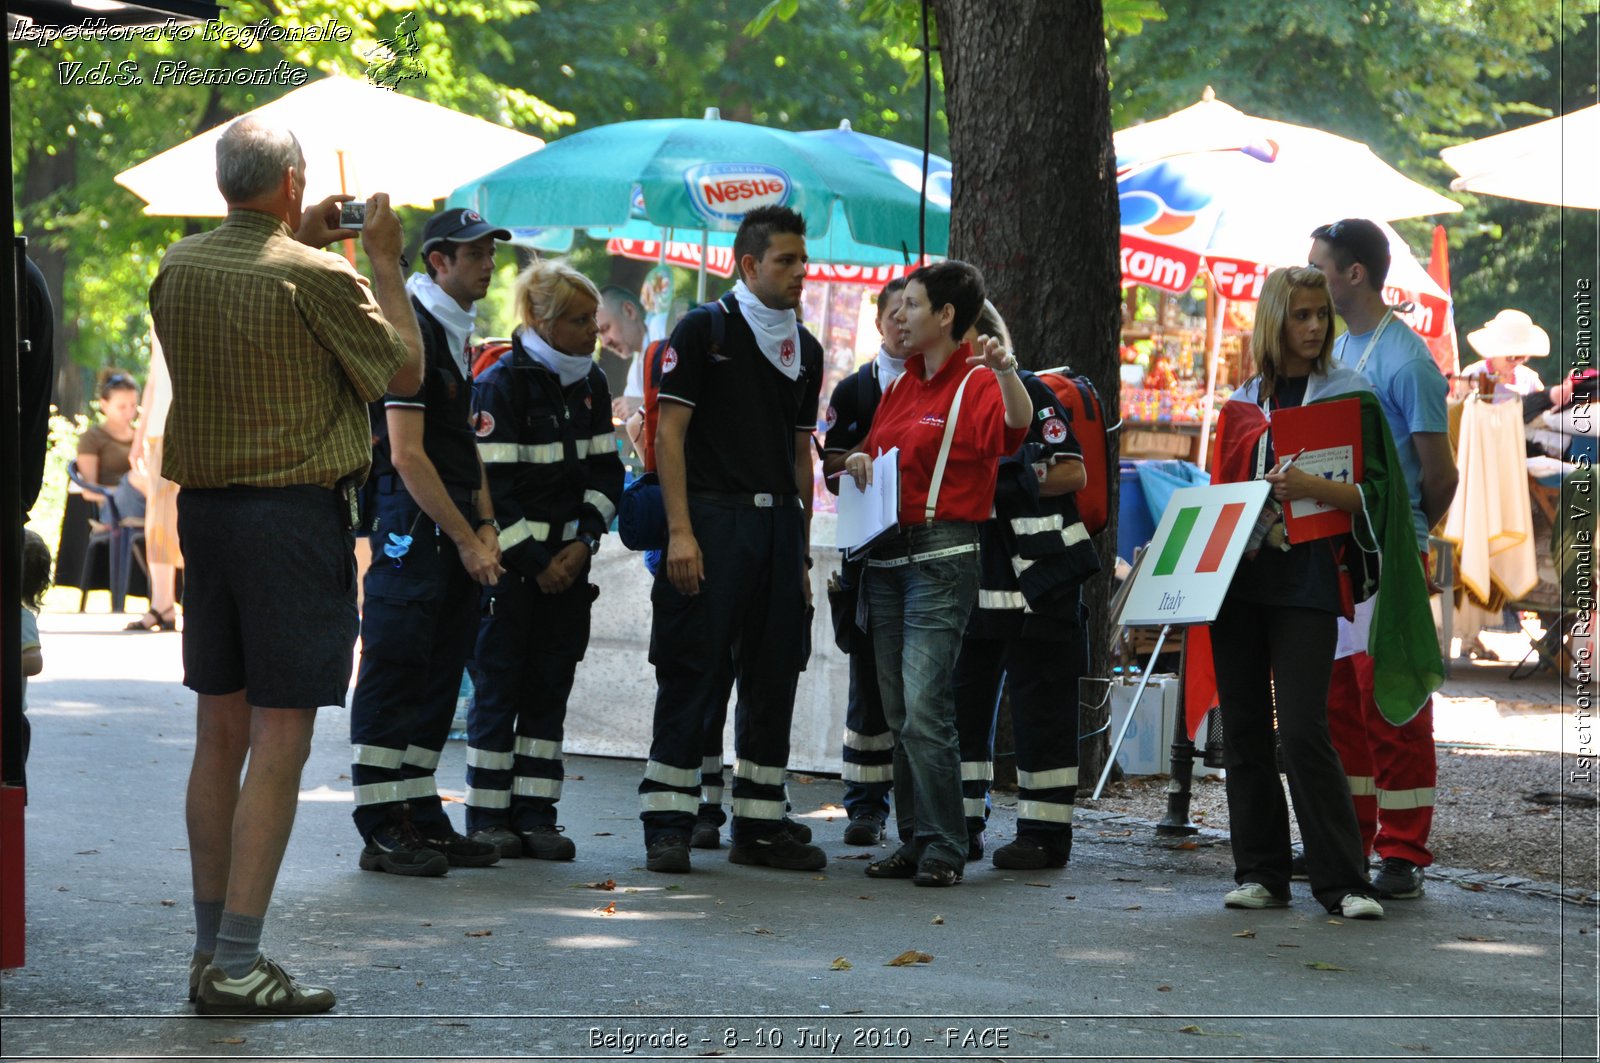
[865, 522, 980, 869]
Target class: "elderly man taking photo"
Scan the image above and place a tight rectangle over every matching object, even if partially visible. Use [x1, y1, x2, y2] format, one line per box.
[150, 118, 423, 1016]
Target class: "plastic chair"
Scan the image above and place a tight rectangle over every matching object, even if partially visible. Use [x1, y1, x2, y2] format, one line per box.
[65, 459, 146, 614]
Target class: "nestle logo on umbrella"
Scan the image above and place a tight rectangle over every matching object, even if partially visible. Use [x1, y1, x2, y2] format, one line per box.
[685, 163, 791, 223]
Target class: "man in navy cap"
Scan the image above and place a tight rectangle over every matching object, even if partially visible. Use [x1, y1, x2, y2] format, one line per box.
[348, 207, 512, 876]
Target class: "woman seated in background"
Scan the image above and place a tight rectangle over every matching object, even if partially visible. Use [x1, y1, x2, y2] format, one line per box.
[841, 261, 1031, 887]
[75, 368, 140, 512]
[1207, 266, 1384, 920]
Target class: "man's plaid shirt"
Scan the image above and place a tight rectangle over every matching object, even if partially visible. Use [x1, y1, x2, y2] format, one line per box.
[150, 209, 410, 489]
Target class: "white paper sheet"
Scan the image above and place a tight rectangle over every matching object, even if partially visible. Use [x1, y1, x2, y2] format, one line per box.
[836, 448, 900, 551]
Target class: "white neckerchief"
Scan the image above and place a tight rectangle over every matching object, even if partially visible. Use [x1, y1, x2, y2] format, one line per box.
[874, 345, 906, 389]
[731, 280, 802, 381]
[406, 273, 477, 376]
[1335, 308, 1395, 376]
[520, 327, 593, 387]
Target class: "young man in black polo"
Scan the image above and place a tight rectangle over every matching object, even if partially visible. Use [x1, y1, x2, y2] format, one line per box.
[639, 205, 825, 873]
[348, 207, 509, 876]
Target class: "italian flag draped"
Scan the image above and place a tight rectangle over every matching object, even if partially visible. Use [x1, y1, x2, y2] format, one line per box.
[1185, 389, 1442, 733]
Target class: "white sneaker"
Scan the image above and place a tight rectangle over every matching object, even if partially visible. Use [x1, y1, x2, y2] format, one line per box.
[1224, 882, 1289, 909]
[1338, 893, 1385, 920]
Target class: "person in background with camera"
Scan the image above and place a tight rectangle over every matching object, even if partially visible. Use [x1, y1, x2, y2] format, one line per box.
[466, 261, 623, 861]
[639, 205, 825, 875]
[821, 276, 909, 847]
[951, 301, 1099, 870]
[347, 207, 509, 878]
[841, 261, 1031, 888]
[150, 117, 423, 1015]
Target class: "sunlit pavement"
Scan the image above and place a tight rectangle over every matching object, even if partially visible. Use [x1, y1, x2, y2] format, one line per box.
[2, 609, 1595, 1061]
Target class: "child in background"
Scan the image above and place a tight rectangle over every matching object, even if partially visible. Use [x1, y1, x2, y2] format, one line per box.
[20, 529, 52, 780]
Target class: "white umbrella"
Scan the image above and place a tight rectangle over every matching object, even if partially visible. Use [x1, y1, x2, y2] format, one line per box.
[115, 75, 545, 215]
[1440, 104, 1600, 210]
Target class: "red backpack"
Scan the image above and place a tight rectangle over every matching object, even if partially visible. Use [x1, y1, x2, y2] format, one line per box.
[1034, 365, 1113, 536]
[469, 339, 512, 379]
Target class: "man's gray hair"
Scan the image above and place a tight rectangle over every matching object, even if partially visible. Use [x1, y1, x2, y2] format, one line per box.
[215, 118, 303, 203]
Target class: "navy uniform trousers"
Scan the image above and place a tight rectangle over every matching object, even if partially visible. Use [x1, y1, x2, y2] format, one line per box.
[641, 497, 808, 845]
[952, 625, 1087, 852]
[838, 557, 894, 820]
[464, 567, 592, 834]
[350, 490, 479, 841]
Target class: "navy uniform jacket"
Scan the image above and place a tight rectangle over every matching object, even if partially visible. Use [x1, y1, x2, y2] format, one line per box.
[473, 334, 625, 577]
[370, 297, 480, 493]
[969, 371, 1102, 641]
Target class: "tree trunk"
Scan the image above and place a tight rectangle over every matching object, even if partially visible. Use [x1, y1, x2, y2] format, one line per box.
[930, 0, 1122, 785]
[20, 139, 79, 416]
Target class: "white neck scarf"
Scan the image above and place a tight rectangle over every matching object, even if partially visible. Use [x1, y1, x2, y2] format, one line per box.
[874, 345, 906, 388]
[406, 273, 477, 376]
[520, 326, 594, 388]
[731, 280, 802, 381]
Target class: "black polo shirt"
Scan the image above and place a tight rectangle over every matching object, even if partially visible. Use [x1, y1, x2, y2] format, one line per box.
[370, 298, 480, 493]
[657, 293, 823, 496]
[822, 359, 886, 456]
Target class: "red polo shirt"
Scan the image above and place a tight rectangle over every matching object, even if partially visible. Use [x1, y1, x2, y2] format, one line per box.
[864, 343, 1027, 525]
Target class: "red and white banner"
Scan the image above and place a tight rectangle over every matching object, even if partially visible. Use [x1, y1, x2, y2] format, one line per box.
[606, 238, 927, 288]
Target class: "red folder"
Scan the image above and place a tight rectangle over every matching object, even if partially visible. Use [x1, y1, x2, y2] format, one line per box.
[1270, 398, 1362, 543]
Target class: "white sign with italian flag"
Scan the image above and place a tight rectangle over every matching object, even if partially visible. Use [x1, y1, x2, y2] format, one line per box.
[1118, 481, 1271, 627]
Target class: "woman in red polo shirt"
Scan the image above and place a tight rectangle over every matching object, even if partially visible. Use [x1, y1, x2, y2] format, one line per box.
[841, 260, 1031, 886]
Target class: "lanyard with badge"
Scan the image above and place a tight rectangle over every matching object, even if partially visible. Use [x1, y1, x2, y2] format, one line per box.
[1341, 308, 1395, 376]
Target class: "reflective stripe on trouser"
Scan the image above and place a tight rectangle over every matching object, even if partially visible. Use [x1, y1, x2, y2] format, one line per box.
[464, 570, 591, 834]
[953, 628, 1086, 848]
[1327, 652, 1437, 867]
[349, 496, 480, 842]
[841, 621, 894, 817]
[696, 663, 737, 827]
[641, 500, 807, 845]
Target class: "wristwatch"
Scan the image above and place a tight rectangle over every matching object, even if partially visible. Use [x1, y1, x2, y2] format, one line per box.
[474, 516, 501, 534]
[577, 531, 601, 556]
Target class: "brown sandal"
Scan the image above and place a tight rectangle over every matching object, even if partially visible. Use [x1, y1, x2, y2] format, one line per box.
[865, 851, 917, 879]
[125, 610, 176, 632]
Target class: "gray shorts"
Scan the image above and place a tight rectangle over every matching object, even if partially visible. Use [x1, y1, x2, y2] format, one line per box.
[177, 485, 359, 709]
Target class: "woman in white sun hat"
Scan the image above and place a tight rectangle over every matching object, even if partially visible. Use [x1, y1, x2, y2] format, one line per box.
[1459, 308, 1548, 397]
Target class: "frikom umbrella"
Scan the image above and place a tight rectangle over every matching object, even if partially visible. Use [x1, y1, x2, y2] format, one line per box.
[1440, 104, 1600, 210]
[115, 75, 545, 215]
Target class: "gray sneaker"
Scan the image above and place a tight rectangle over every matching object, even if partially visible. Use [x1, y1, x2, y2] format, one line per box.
[195, 955, 335, 1016]
[188, 951, 212, 1003]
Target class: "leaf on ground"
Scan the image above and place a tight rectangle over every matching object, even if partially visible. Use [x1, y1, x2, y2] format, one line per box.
[1232, 929, 1256, 938]
[593, 831, 613, 837]
[858, 895, 872, 900]
[464, 929, 493, 937]
[75, 849, 99, 856]
[830, 957, 852, 970]
[750, 927, 774, 935]
[930, 915, 945, 925]
[1457, 935, 1502, 942]
[1124, 905, 1143, 911]
[837, 853, 871, 860]
[1156, 985, 1172, 992]
[1457, 881, 1487, 892]
[885, 950, 934, 967]
[419, 922, 431, 927]
[1177, 1024, 1239, 1037]
[1027, 882, 1053, 888]
[565, 774, 584, 781]
[1275, 943, 1300, 949]
[665, 884, 683, 891]
[159, 899, 176, 907]
[792, 774, 815, 784]
[210, 1037, 246, 1045]
[434, 1021, 469, 1027]
[1326, 918, 1344, 925]
[578, 879, 616, 891]
[1112, 876, 1142, 882]
[1306, 961, 1347, 971]
[337, 774, 350, 780]
[596, 901, 617, 916]
[1100, 830, 1134, 837]
[1174, 841, 1199, 850]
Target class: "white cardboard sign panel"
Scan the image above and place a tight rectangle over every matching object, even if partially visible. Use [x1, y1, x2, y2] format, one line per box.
[1117, 480, 1270, 627]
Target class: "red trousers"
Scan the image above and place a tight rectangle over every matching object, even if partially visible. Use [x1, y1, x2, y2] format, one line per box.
[1326, 651, 1436, 866]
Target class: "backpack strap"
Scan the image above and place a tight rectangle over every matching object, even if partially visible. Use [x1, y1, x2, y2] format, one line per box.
[924, 367, 984, 522]
[702, 295, 729, 356]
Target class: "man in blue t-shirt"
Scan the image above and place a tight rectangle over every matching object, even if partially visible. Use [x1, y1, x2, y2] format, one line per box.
[1309, 218, 1458, 901]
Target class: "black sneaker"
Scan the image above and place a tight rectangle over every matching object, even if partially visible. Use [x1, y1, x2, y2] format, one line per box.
[646, 835, 691, 874]
[360, 819, 448, 877]
[780, 817, 813, 844]
[1372, 856, 1425, 899]
[689, 819, 721, 850]
[728, 833, 827, 871]
[842, 811, 886, 846]
[992, 833, 1070, 870]
[967, 831, 985, 861]
[421, 829, 501, 868]
[518, 824, 577, 861]
[913, 858, 963, 887]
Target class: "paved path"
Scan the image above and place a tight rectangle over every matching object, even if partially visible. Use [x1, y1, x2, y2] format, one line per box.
[2, 613, 1596, 1061]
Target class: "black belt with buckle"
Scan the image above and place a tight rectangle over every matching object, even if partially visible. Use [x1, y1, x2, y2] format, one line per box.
[691, 491, 803, 510]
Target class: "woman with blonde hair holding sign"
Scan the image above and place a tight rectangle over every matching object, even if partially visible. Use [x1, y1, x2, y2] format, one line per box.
[1206, 266, 1383, 919]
